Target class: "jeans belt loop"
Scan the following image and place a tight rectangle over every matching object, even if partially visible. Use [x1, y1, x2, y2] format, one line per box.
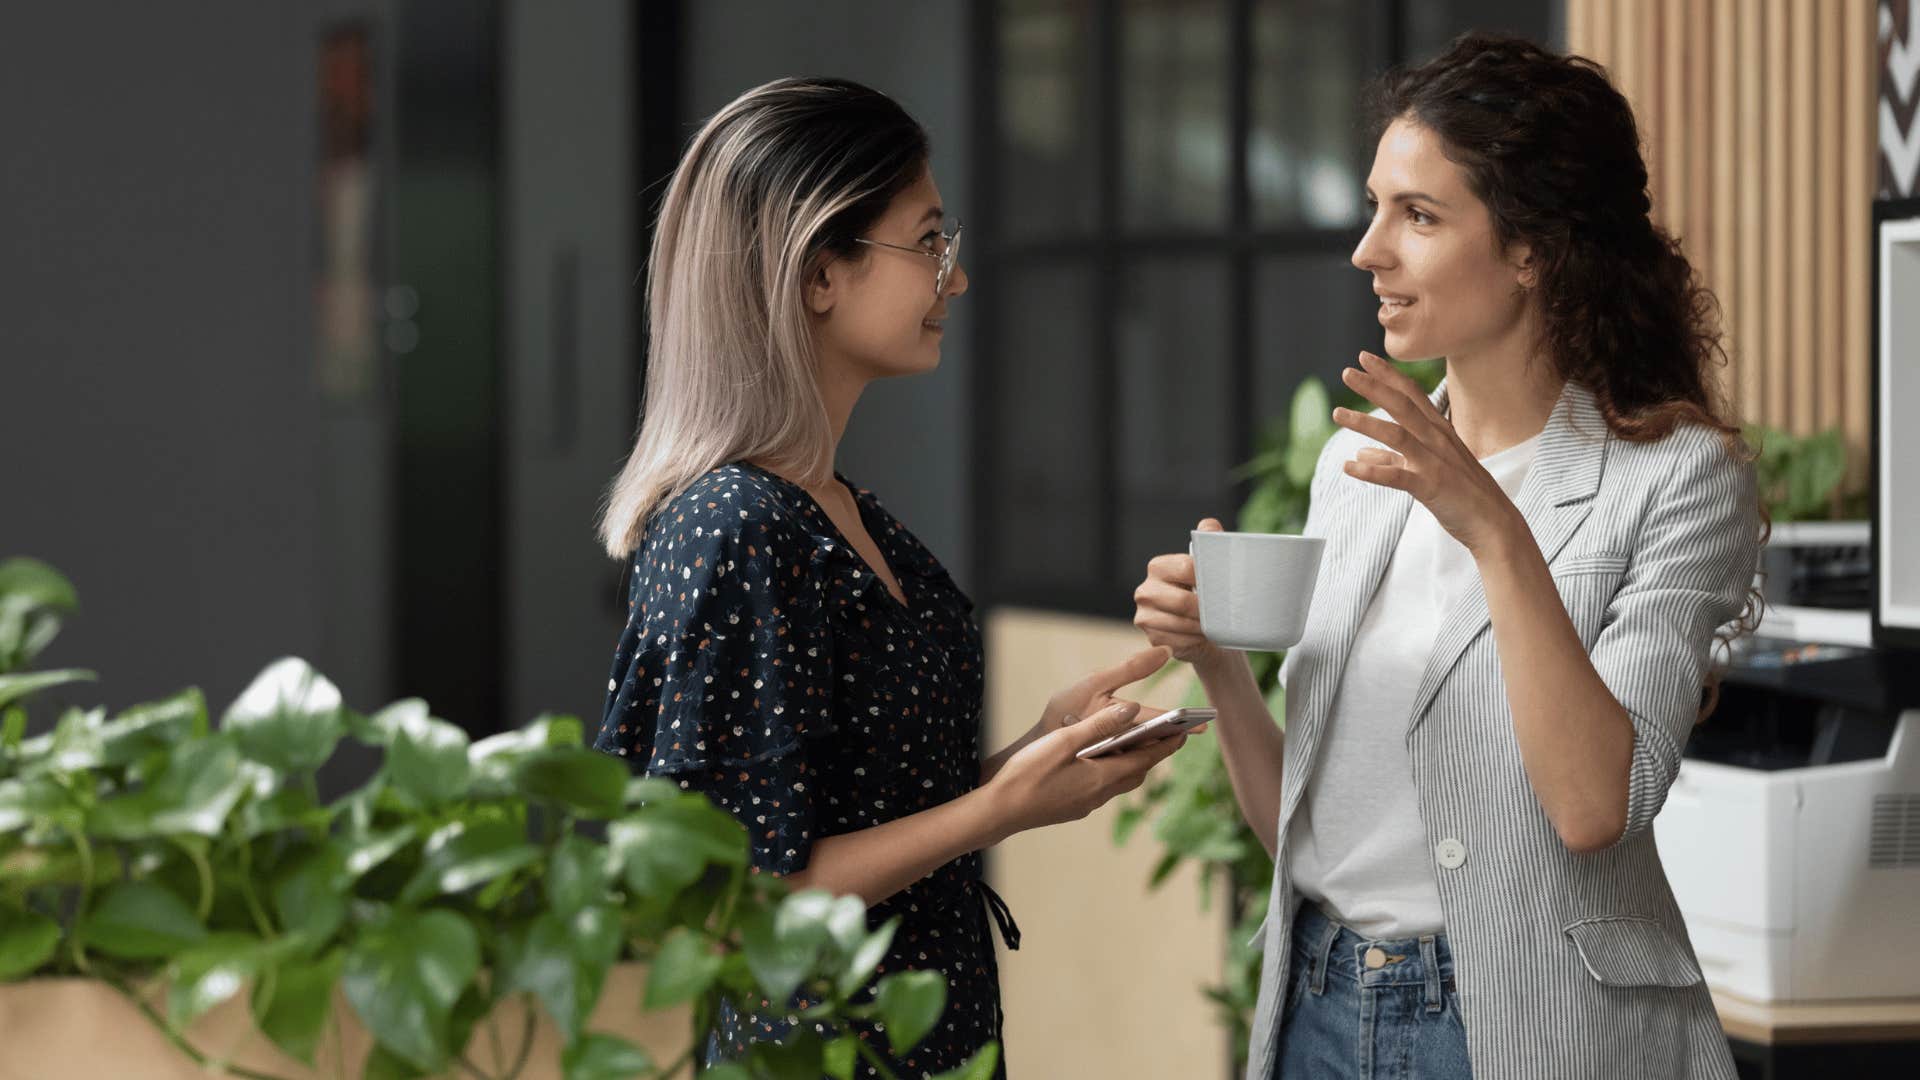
[1309, 907, 1340, 996]
[1419, 933, 1443, 1013]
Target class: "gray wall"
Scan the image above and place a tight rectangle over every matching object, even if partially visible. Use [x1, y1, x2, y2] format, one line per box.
[1, 0, 648, 731]
[502, 0, 637, 725]
[3, 3, 343, 715]
[683, 0, 976, 590]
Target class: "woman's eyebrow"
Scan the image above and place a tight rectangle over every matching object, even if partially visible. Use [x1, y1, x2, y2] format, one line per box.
[1368, 188, 1452, 210]
[916, 207, 945, 227]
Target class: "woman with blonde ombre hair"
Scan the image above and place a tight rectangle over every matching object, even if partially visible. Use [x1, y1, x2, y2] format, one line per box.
[592, 78, 1185, 1076]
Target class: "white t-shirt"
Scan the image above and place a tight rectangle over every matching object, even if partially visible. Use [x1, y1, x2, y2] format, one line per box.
[1286, 431, 1542, 939]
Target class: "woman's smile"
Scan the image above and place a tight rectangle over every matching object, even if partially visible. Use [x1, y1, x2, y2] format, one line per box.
[1375, 286, 1416, 325]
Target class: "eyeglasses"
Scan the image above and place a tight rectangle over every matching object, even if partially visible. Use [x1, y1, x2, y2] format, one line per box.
[853, 220, 964, 297]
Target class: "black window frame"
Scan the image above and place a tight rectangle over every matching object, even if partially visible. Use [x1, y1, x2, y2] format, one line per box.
[968, 0, 1549, 619]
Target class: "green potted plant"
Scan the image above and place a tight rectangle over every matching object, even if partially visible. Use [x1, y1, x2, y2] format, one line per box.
[1743, 424, 1864, 523]
[0, 557, 996, 1080]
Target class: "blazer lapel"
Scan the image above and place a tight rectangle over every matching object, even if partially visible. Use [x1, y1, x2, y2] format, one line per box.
[1404, 378, 1611, 736]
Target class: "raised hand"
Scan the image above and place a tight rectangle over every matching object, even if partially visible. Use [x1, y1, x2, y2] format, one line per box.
[1332, 351, 1526, 556]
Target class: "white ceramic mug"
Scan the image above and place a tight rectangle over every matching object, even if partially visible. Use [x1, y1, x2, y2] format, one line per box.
[1190, 530, 1325, 651]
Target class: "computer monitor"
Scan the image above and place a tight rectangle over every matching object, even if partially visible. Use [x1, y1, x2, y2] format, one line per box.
[1873, 197, 1920, 651]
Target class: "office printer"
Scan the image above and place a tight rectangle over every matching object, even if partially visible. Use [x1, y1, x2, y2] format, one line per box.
[1653, 621, 1920, 1002]
[1653, 203, 1920, 1003]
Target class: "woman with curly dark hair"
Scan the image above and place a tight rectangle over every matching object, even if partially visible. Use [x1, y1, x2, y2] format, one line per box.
[1133, 32, 1763, 1079]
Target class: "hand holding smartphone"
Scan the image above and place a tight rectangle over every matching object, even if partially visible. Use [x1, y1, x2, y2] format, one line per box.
[1074, 706, 1217, 760]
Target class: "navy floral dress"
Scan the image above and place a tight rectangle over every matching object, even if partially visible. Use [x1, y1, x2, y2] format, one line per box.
[593, 463, 1017, 1078]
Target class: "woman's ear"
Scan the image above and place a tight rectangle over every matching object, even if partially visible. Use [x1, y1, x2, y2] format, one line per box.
[806, 257, 838, 316]
[1509, 242, 1538, 291]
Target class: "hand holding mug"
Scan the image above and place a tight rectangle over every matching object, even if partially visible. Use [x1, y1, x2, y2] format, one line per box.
[1137, 519, 1325, 656]
[1134, 519, 1228, 665]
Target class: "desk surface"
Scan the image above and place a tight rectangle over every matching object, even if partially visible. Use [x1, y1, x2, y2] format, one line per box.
[1713, 991, 1920, 1045]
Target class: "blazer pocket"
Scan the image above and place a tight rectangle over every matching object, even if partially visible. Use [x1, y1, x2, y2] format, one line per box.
[1554, 551, 1631, 577]
[1551, 555, 1630, 647]
[1561, 915, 1705, 988]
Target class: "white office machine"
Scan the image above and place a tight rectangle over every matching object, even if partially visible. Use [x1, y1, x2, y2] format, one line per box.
[1650, 202, 1920, 1003]
[1655, 696, 1919, 1001]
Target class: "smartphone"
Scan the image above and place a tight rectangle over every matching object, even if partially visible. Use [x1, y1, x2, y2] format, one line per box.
[1075, 706, 1217, 760]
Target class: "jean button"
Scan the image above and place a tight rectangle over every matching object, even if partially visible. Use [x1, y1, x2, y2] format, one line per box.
[1364, 946, 1388, 970]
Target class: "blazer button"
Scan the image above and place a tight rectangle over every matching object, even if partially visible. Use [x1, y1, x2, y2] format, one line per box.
[1435, 838, 1467, 869]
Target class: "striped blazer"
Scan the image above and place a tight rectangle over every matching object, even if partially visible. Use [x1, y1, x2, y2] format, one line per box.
[1245, 378, 1761, 1080]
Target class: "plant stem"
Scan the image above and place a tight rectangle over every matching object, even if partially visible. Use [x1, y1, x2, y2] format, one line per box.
[68, 832, 95, 973]
[502, 995, 536, 1080]
[173, 835, 216, 921]
[711, 865, 746, 936]
[486, 1010, 505, 1073]
[104, 975, 297, 1080]
[234, 835, 276, 938]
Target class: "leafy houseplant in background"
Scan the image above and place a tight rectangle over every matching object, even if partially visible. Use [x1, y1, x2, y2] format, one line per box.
[1110, 359, 1443, 1071]
[1743, 424, 1866, 523]
[1742, 425, 1866, 610]
[0, 558, 996, 1080]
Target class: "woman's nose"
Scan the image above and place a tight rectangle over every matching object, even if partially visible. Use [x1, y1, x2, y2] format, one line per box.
[1351, 223, 1388, 273]
[945, 259, 970, 298]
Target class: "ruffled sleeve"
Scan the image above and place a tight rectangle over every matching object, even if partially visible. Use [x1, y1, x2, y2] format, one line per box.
[595, 473, 836, 871]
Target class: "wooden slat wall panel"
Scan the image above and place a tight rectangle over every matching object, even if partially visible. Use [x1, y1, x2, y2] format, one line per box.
[1659, 0, 1683, 238]
[1687, 0, 1712, 295]
[1738, 0, 1768, 427]
[1566, 0, 1876, 487]
[1720, 0, 1751, 405]
[1614, 1, 1639, 122]
[1765, 0, 1790, 426]
[1820, 2, 1846, 439]
[1790, 0, 1816, 433]
[1844, 0, 1874, 489]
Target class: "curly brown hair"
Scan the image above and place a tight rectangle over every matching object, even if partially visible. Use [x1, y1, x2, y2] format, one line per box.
[1367, 31, 1767, 717]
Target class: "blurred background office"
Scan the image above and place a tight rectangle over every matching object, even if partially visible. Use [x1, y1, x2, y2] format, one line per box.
[7, 1, 1919, 1076]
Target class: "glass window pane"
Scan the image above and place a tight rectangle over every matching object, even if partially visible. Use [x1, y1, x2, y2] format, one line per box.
[1116, 258, 1233, 590]
[1121, 0, 1230, 231]
[999, 0, 1098, 238]
[1252, 253, 1380, 435]
[1249, 0, 1381, 229]
[992, 263, 1102, 594]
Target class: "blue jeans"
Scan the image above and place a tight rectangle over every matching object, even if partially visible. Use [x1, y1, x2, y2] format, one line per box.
[1273, 902, 1474, 1080]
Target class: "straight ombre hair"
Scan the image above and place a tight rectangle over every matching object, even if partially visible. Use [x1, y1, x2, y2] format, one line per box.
[596, 78, 930, 558]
